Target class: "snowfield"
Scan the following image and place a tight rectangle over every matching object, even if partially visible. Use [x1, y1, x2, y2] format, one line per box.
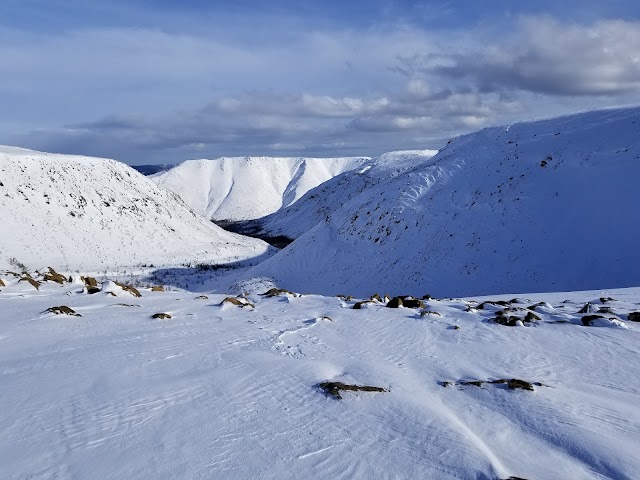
[1, 273, 639, 480]
[151, 155, 371, 221]
[247, 107, 640, 297]
[0, 146, 272, 272]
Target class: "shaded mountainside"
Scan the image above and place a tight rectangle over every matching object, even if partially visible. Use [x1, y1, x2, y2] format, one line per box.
[151, 155, 371, 221]
[0, 146, 272, 272]
[246, 107, 640, 297]
[131, 164, 175, 176]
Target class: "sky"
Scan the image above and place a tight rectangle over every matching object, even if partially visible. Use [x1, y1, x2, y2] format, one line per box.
[1, 1, 640, 164]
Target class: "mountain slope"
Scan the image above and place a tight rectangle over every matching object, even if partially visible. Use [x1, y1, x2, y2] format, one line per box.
[242, 150, 439, 240]
[151, 156, 370, 221]
[247, 107, 640, 297]
[0, 146, 271, 272]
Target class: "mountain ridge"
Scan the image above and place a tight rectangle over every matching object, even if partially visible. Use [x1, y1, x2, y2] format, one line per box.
[151, 155, 371, 221]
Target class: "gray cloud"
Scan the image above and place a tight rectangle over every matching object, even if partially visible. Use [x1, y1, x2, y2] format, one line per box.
[14, 85, 521, 163]
[415, 17, 640, 96]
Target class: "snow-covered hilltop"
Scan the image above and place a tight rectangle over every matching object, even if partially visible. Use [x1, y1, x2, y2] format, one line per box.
[152, 155, 370, 221]
[0, 147, 271, 272]
[248, 107, 640, 297]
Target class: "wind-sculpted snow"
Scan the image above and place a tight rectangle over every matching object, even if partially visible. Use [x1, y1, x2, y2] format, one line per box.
[151, 155, 370, 221]
[249, 107, 640, 297]
[0, 147, 271, 272]
[1, 273, 639, 480]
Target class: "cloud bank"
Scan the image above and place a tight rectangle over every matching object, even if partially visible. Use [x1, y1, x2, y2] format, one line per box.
[2, 14, 640, 163]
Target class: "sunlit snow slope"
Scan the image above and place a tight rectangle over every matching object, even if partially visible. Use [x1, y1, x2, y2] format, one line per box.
[152, 156, 370, 221]
[249, 107, 640, 297]
[0, 147, 271, 272]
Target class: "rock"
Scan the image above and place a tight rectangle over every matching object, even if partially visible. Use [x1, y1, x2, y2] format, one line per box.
[151, 313, 172, 319]
[402, 298, 425, 308]
[19, 277, 40, 290]
[494, 314, 521, 327]
[600, 297, 615, 303]
[581, 314, 606, 326]
[262, 287, 297, 297]
[477, 300, 509, 310]
[114, 282, 142, 298]
[83, 276, 98, 288]
[370, 293, 382, 302]
[460, 380, 484, 387]
[0, 279, 5, 287]
[43, 267, 66, 284]
[524, 311, 541, 322]
[627, 312, 640, 322]
[219, 297, 254, 308]
[578, 302, 595, 314]
[506, 379, 535, 391]
[151, 286, 165, 292]
[86, 287, 101, 294]
[457, 378, 541, 391]
[420, 310, 442, 317]
[386, 297, 403, 308]
[317, 381, 387, 400]
[195, 295, 209, 300]
[44, 306, 81, 316]
[337, 294, 355, 301]
[386, 297, 425, 308]
[353, 301, 375, 309]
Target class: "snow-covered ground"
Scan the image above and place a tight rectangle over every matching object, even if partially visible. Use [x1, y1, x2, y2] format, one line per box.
[1, 272, 639, 480]
[248, 107, 640, 297]
[151, 155, 370, 221]
[0, 146, 272, 273]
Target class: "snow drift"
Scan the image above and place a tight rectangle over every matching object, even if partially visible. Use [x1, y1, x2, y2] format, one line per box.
[0, 146, 271, 272]
[248, 107, 640, 297]
[151, 156, 370, 221]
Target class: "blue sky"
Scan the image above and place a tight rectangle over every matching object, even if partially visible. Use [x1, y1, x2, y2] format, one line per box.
[1, 1, 640, 164]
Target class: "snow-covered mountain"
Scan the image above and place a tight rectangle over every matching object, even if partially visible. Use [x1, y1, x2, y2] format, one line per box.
[247, 107, 640, 297]
[0, 146, 271, 272]
[151, 156, 370, 221]
[244, 150, 439, 240]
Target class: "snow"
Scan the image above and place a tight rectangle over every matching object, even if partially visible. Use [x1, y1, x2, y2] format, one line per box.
[0, 147, 273, 272]
[247, 107, 640, 297]
[1, 274, 639, 480]
[151, 155, 371, 221]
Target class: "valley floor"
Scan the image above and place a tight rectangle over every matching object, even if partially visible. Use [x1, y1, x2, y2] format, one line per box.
[1, 276, 639, 479]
